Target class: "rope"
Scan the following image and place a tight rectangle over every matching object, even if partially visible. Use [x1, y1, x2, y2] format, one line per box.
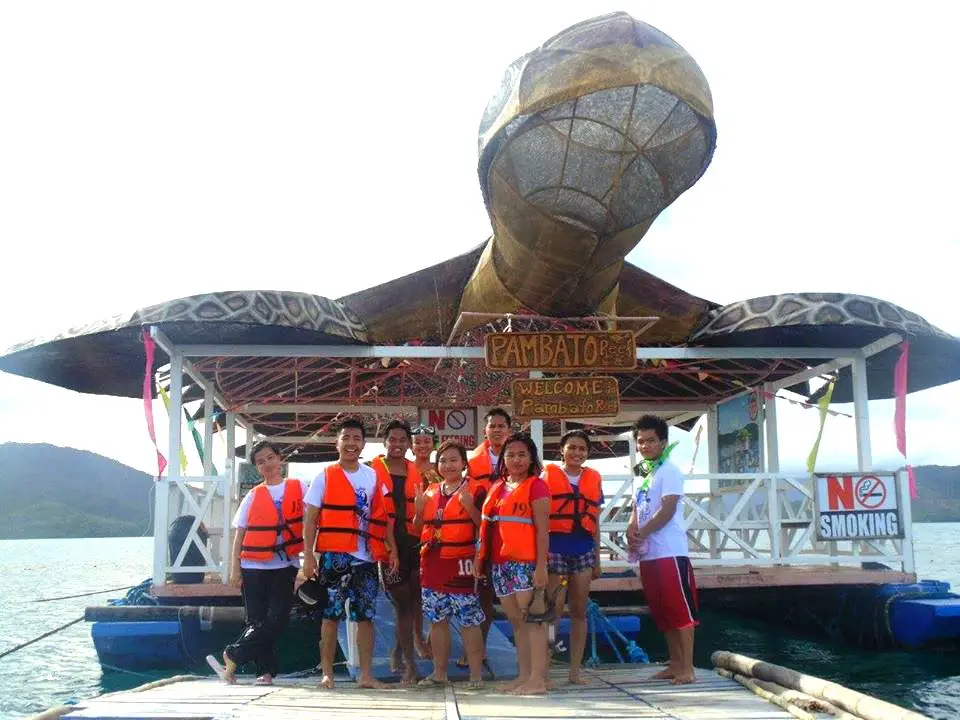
[583, 600, 649, 665]
[35, 585, 134, 603]
[0, 617, 84, 660]
[108, 579, 158, 607]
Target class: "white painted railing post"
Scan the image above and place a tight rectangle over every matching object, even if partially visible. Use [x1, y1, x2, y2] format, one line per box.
[225, 411, 236, 585]
[203, 386, 214, 476]
[152, 479, 168, 585]
[899, 470, 916, 575]
[768, 475, 782, 563]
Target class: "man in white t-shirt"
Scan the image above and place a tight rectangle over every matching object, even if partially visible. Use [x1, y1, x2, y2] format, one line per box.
[209, 441, 308, 686]
[301, 419, 397, 690]
[627, 414, 699, 685]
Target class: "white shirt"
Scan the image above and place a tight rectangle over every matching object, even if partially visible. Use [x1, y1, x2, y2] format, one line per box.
[233, 478, 310, 570]
[633, 460, 688, 560]
[303, 463, 383, 563]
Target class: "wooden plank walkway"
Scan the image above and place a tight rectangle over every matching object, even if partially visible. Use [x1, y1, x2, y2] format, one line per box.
[58, 664, 802, 720]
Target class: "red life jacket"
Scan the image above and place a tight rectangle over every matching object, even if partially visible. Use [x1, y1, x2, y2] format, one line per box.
[544, 464, 603, 535]
[240, 480, 305, 561]
[371, 456, 424, 537]
[478, 477, 537, 564]
[419, 479, 482, 559]
[468, 440, 497, 491]
[315, 464, 392, 561]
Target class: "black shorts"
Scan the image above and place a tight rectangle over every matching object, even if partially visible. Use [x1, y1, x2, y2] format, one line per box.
[380, 541, 421, 588]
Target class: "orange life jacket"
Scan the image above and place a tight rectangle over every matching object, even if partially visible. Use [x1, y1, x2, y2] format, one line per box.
[544, 464, 603, 535]
[371, 456, 424, 537]
[478, 477, 537, 564]
[467, 440, 497, 491]
[240, 480, 305, 562]
[419, 479, 482, 559]
[315, 464, 391, 561]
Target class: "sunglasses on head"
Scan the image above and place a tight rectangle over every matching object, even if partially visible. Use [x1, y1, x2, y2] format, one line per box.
[411, 424, 436, 436]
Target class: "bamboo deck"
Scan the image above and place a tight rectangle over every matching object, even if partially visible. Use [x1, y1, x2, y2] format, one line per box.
[54, 664, 801, 720]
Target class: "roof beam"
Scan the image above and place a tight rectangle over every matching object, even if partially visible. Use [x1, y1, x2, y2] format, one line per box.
[175, 343, 865, 361]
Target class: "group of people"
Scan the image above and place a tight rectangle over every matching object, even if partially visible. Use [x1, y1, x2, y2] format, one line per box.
[209, 409, 699, 693]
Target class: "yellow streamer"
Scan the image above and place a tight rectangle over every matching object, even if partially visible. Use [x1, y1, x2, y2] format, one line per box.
[157, 381, 189, 473]
[805, 381, 835, 473]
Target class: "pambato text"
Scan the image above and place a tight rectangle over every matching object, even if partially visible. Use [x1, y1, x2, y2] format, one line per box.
[485, 331, 635, 371]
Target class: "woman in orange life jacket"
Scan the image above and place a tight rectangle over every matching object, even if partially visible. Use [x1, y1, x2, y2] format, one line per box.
[413, 440, 488, 688]
[475, 432, 551, 695]
[543, 429, 604, 685]
[211, 441, 309, 686]
[408, 423, 440, 661]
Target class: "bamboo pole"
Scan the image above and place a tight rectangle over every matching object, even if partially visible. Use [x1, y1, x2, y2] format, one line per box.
[712, 651, 931, 720]
[717, 667, 861, 720]
[715, 667, 817, 719]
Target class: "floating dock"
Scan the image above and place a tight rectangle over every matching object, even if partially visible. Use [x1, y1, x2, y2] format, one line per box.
[39, 664, 804, 720]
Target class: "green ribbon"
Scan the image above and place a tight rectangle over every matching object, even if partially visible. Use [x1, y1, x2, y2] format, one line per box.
[182, 406, 218, 475]
[635, 441, 679, 492]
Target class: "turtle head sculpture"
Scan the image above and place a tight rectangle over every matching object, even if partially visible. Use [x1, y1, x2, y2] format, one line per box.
[460, 11, 716, 318]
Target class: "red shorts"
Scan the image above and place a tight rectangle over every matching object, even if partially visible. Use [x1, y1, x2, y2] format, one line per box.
[638, 556, 698, 632]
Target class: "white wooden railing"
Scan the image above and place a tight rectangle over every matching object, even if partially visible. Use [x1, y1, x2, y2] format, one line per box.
[597, 471, 915, 573]
[152, 474, 233, 585]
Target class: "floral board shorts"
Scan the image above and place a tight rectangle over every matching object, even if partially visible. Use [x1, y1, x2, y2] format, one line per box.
[421, 588, 486, 627]
[318, 552, 379, 622]
[547, 550, 596, 576]
[491, 561, 536, 598]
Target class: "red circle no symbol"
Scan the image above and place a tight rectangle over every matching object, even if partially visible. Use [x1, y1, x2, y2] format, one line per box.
[855, 475, 886, 509]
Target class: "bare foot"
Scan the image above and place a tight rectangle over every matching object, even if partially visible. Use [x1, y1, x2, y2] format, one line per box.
[254, 674, 273, 686]
[222, 651, 237, 684]
[416, 638, 433, 660]
[319, 675, 335, 689]
[400, 668, 420, 687]
[389, 646, 405, 674]
[500, 677, 525, 692]
[647, 666, 676, 681]
[510, 680, 548, 695]
[568, 672, 590, 685]
[356, 676, 389, 689]
[671, 671, 696, 685]
[544, 679, 556, 691]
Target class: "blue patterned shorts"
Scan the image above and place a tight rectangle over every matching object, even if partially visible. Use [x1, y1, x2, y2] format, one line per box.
[318, 552, 378, 622]
[548, 549, 596, 575]
[492, 561, 536, 598]
[421, 588, 486, 627]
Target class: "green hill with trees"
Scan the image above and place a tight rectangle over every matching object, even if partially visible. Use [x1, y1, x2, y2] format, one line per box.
[0, 443, 153, 538]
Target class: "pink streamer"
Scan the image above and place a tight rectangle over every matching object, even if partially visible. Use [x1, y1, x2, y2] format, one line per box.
[892, 341, 916, 499]
[142, 333, 167, 479]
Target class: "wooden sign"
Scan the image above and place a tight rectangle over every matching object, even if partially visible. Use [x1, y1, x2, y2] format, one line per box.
[485, 331, 636, 372]
[512, 376, 620, 420]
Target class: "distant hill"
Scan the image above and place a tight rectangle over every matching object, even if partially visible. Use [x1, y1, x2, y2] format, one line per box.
[0, 443, 153, 539]
[911, 464, 960, 523]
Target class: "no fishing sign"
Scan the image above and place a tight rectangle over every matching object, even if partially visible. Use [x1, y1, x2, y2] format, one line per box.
[814, 472, 904, 540]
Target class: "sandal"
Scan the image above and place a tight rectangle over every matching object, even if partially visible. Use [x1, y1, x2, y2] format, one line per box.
[417, 676, 448, 688]
[524, 588, 557, 624]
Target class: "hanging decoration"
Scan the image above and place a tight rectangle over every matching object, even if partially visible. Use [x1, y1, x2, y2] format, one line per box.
[157, 381, 189, 473]
[141, 333, 167, 480]
[805, 380, 836, 473]
[893, 341, 918, 499]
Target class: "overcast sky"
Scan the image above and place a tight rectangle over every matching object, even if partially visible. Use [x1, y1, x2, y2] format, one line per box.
[1, 2, 957, 478]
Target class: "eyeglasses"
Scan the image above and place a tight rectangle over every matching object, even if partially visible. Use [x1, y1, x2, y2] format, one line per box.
[411, 425, 437, 436]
